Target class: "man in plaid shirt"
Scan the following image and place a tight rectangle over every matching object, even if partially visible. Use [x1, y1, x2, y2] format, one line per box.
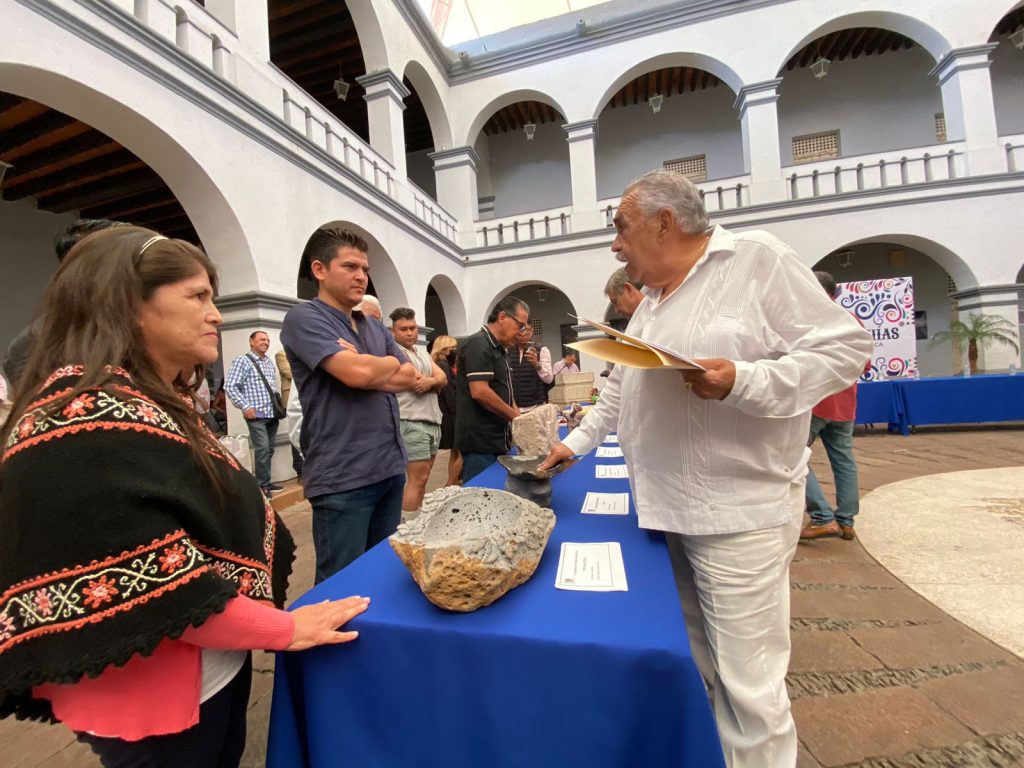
[225, 330, 282, 493]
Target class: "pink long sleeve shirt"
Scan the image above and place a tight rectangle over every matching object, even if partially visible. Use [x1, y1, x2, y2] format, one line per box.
[33, 596, 295, 741]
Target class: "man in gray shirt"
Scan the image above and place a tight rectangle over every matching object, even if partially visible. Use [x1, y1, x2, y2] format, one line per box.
[389, 307, 447, 514]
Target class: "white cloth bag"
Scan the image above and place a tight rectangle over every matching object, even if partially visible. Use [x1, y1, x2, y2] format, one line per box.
[218, 434, 252, 473]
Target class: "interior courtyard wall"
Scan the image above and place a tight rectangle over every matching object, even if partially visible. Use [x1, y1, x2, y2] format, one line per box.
[479, 119, 573, 217]
[595, 85, 744, 199]
[406, 148, 437, 199]
[990, 41, 1024, 136]
[777, 46, 945, 165]
[0, 201, 76, 355]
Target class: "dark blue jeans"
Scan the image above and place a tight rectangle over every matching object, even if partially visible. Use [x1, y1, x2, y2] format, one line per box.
[461, 451, 499, 484]
[246, 417, 278, 488]
[310, 474, 404, 584]
[806, 417, 859, 527]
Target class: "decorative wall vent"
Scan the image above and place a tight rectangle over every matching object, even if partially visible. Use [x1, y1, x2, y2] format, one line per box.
[663, 154, 707, 182]
[935, 113, 947, 143]
[793, 130, 840, 163]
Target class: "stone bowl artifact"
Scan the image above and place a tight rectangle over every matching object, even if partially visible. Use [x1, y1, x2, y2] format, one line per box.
[497, 454, 573, 481]
[390, 486, 556, 612]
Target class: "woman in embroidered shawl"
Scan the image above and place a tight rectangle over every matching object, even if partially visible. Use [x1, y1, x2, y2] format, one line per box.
[0, 227, 370, 767]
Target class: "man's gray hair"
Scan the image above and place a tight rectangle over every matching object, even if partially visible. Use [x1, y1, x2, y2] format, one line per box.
[624, 169, 709, 234]
[605, 268, 643, 297]
[357, 295, 381, 311]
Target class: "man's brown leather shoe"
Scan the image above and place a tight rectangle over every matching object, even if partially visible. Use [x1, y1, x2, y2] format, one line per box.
[800, 520, 841, 540]
[838, 524, 856, 540]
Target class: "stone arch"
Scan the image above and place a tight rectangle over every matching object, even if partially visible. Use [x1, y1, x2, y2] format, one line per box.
[426, 274, 468, 336]
[344, 0, 390, 72]
[0, 63, 256, 293]
[460, 89, 568, 148]
[591, 52, 744, 119]
[402, 59, 453, 151]
[773, 12, 953, 75]
[298, 221, 409, 315]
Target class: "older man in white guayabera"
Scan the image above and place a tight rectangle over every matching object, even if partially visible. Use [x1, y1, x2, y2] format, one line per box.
[541, 170, 872, 768]
[355, 294, 382, 320]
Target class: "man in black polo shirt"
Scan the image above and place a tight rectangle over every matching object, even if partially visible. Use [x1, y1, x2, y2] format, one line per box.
[455, 297, 530, 483]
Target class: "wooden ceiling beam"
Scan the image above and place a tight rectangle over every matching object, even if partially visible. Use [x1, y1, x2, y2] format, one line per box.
[8, 157, 146, 202]
[82, 188, 178, 219]
[270, 19, 355, 57]
[4, 142, 121, 189]
[268, 0, 325, 23]
[268, 2, 342, 37]
[0, 111, 76, 155]
[824, 29, 849, 60]
[0, 92, 23, 117]
[688, 66, 699, 92]
[37, 169, 164, 213]
[0, 123, 94, 164]
[839, 28, 869, 59]
[863, 29, 884, 56]
[274, 38, 363, 71]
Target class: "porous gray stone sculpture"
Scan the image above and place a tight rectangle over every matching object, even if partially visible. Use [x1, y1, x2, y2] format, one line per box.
[389, 486, 556, 612]
[512, 402, 560, 456]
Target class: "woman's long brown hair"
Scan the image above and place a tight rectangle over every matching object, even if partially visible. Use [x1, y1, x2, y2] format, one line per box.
[1, 226, 228, 496]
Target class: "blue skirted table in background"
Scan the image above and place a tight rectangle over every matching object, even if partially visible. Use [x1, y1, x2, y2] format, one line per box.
[856, 374, 1024, 434]
[267, 440, 725, 768]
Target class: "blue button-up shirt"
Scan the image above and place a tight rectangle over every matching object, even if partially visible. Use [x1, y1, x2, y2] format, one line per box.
[281, 298, 407, 498]
[224, 351, 279, 418]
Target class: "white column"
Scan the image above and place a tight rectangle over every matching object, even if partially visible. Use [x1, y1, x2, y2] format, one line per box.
[215, 291, 299, 482]
[564, 120, 600, 232]
[949, 285, 1022, 372]
[734, 79, 785, 205]
[357, 70, 410, 180]
[430, 147, 480, 249]
[931, 45, 1002, 176]
[204, 0, 270, 62]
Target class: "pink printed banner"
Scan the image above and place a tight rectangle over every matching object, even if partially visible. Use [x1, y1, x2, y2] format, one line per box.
[836, 277, 917, 381]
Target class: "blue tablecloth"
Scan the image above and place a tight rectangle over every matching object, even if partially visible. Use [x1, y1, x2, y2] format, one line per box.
[856, 374, 1024, 433]
[855, 380, 907, 434]
[267, 441, 724, 768]
[901, 374, 1024, 426]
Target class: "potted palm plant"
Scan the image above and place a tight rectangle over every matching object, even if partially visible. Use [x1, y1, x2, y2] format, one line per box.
[930, 313, 1019, 374]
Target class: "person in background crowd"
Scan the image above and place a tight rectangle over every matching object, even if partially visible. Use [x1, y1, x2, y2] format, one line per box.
[0, 226, 368, 768]
[276, 347, 304, 480]
[211, 383, 228, 434]
[389, 307, 447, 513]
[431, 335, 462, 486]
[281, 227, 417, 583]
[540, 170, 871, 768]
[551, 350, 580, 377]
[605, 267, 645, 319]
[507, 322, 552, 413]
[454, 297, 529, 483]
[3, 218, 129, 395]
[801, 270, 866, 542]
[354, 294, 383, 321]
[224, 331, 282, 494]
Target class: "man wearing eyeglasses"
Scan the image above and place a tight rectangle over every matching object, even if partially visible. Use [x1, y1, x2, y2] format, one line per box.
[454, 296, 530, 482]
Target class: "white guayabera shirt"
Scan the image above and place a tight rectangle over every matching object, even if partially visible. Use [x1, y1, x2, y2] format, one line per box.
[563, 225, 872, 536]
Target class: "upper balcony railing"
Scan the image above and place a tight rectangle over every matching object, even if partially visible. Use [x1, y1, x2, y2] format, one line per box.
[597, 173, 752, 228]
[109, 0, 458, 243]
[475, 205, 574, 247]
[1004, 134, 1024, 173]
[783, 143, 967, 200]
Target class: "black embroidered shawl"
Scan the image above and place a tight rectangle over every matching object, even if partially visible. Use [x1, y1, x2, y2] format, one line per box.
[0, 366, 294, 721]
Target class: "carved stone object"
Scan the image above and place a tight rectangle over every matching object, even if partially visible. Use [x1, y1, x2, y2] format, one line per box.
[390, 486, 556, 612]
[511, 403, 560, 456]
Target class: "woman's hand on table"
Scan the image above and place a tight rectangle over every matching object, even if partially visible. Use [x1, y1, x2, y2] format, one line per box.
[287, 596, 370, 651]
[538, 442, 575, 472]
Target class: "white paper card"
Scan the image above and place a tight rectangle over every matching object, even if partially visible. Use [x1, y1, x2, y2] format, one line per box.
[595, 446, 623, 458]
[580, 492, 629, 516]
[603, 434, 619, 444]
[555, 542, 628, 591]
[596, 464, 629, 479]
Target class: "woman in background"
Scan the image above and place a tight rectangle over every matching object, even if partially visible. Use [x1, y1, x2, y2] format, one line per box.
[0, 227, 368, 767]
[431, 335, 461, 486]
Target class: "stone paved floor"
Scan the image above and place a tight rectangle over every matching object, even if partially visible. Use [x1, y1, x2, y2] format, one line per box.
[4, 426, 1024, 767]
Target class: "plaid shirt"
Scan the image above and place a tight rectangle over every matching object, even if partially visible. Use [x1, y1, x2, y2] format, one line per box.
[225, 352, 279, 418]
